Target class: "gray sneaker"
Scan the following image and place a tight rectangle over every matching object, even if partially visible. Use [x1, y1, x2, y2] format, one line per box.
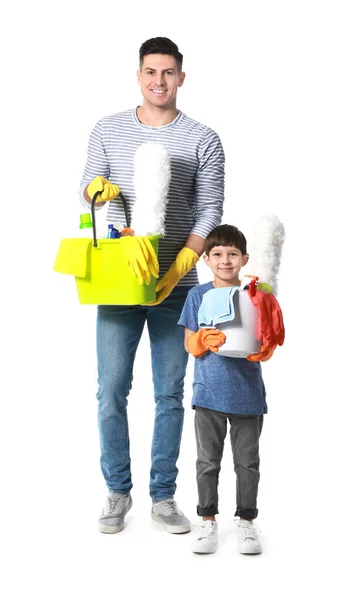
[151, 498, 191, 534]
[98, 492, 132, 534]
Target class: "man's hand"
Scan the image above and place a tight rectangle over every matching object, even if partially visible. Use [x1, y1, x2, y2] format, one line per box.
[144, 247, 199, 305]
[186, 329, 227, 358]
[87, 176, 120, 202]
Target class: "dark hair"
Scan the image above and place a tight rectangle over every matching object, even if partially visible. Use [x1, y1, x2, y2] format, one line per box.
[204, 224, 248, 256]
[139, 37, 183, 71]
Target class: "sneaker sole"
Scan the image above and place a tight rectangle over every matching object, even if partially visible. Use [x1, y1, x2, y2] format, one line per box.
[98, 497, 132, 534]
[151, 512, 191, 534]
[98, 521, 125, 534]
[239, 542, 262, 555]
[191, 545, 217, 554]
[239, 548, 262, 555]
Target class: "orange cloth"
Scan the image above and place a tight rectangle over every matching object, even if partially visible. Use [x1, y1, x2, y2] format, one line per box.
[246, 279, 285, 360]
[186, 329, 226, 358]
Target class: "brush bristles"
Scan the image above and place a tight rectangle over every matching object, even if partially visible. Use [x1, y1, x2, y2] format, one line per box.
[132, 143, 171, 236]
[244, 215, 285, 296]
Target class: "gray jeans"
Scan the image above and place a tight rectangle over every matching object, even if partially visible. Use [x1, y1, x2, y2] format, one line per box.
[195, 406, 264, 519]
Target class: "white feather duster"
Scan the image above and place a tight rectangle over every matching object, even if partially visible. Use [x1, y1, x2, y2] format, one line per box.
[243, 215, 285, 296]
[131, 142, 171, 236]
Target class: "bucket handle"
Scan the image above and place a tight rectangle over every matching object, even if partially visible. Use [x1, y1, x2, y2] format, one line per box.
[91, 189, 131, 248]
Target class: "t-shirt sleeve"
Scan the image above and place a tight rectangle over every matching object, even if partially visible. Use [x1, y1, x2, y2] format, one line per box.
[190, 129, 225, 238]
[80, 119, 110, 188]
[178, 289, 200, 331]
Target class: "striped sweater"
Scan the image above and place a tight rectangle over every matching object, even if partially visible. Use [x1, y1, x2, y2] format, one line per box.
[80, 108, 225, 285]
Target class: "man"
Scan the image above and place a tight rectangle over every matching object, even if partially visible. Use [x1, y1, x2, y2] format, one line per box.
[80, 37, 225, 534]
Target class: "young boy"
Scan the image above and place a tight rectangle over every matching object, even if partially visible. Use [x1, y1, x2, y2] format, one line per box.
[178, 224, 272, 555]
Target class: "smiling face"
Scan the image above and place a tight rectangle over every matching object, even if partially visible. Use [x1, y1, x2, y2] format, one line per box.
[137, 54, 185, 110]
[204, 245, 249, 288]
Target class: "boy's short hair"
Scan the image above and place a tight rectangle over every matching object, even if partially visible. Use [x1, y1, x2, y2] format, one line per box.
[139, 37, 183, 71]
[204, 224, 248, 256]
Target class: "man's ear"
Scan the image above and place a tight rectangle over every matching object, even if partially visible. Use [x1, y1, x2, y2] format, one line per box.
[203, 253, 209, 266]
[137, 70, 141, 85]
[242, 254, 249, 267]
[178, 72, 186, 87]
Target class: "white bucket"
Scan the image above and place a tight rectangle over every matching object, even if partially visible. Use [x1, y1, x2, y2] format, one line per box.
[216, 290, 261, 358]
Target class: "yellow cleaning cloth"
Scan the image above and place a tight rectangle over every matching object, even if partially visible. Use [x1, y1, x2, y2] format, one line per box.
[53, 238, 92, 278]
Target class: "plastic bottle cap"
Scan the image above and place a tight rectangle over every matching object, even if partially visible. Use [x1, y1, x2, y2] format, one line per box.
[80, 213, 93, 229]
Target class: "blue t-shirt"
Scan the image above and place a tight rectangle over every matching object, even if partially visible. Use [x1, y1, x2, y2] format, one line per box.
[178, 282, 267, 415]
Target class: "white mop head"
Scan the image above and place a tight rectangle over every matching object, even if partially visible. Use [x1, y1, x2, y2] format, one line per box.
[131, 142, 171, 236]
[244, 215, 285, 296]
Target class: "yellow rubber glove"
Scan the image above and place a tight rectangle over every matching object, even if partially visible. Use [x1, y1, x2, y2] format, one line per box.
[144, 247, 199, 306]
[120, 236, 159, 286]
[87, 176, 120, 202]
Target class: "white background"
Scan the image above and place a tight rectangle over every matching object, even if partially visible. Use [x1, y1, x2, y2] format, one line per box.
[1, 1, 354, 598]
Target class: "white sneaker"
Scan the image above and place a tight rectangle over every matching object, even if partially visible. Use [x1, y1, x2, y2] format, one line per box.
[151, 498, 191, 534]
[191, 520, 218, 554]
[237, 519, 262, 554]
[98, 492, 132, 534]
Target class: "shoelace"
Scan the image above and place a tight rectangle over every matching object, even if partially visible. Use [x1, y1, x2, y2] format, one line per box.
[197, 521, 215, 540]
[105, 496, 123, 515]
[238, 520, 259, 541]
[160, 500, 182, 515]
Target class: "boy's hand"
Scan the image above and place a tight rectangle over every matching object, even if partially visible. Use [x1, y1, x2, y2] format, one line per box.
[186, 329, 226, 358]
[247, 344, 275, 362]
[248, 279, 285, 348]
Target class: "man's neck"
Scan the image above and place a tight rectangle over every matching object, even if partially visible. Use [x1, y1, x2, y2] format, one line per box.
[136, 104, 179, 127]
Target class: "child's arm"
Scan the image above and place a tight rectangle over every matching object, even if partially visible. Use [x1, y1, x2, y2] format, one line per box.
[184, 327, 226, 357]
[184, 328, 196, 352]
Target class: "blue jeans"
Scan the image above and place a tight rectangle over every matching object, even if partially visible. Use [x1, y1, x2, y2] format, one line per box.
[96, 287, 191, 501]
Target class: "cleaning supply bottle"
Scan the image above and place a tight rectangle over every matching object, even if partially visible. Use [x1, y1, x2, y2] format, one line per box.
[77, 213, 93, 238]
[80, 202, 110, 239]
[107, 224, 121, 239]
[79, 213, 93, 232]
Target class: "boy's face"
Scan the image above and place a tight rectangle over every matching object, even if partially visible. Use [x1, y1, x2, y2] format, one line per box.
[137, 54, 185, 110]
[204, 245, 249, 287]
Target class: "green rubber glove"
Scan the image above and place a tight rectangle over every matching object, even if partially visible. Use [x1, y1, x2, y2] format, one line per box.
[144, 247, 199, 306]
[87, 176, 119, 202]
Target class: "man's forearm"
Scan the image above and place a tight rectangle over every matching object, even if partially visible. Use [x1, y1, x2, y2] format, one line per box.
[184, 233, 206, 257]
